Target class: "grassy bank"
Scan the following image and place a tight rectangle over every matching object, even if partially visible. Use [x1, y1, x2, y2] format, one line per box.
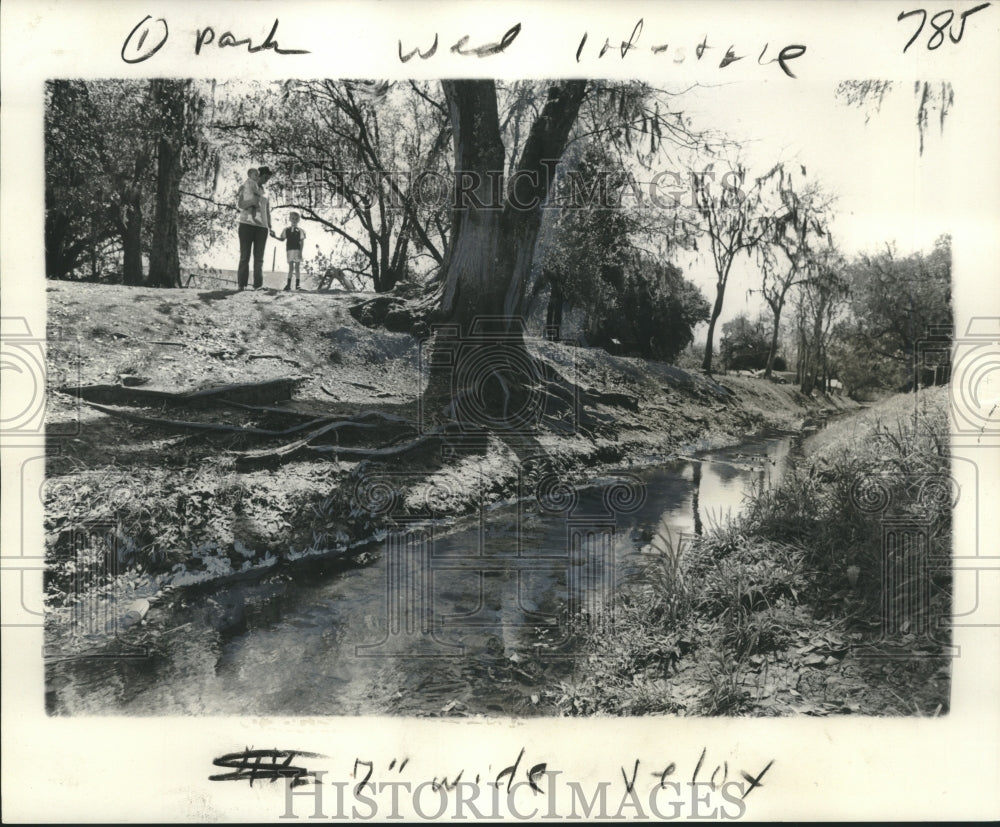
[553, 387, 952, 716]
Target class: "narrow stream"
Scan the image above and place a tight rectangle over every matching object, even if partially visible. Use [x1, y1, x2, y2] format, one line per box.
[47, 426, 813, 716]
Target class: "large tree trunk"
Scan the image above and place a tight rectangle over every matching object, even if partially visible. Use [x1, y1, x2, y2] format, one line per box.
[121, 198, 144, 286]
[545, 280, 564, 340]
[437, 80, 507, 328]
[438, 80, 586, 332]
[425, 79, 586, 433]
[147, 80, 186, 288]
[45, 213, 77, 279]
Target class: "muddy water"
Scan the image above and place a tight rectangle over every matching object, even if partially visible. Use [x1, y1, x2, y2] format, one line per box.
[47, 428, 809, 716]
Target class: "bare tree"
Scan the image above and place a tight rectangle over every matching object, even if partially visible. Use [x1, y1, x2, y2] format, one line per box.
[694, 159, 771, 375]
[753, 171, 834, 378]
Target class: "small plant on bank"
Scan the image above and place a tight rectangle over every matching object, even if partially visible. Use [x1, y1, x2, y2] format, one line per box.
[633, 520, 690, 623]
[700, 650, 750, 715]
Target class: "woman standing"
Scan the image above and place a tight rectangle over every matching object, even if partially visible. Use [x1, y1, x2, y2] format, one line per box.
[236, 165, 273, 290]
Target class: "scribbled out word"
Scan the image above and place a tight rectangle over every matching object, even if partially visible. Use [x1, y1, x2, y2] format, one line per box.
[210, 748, 326, 788]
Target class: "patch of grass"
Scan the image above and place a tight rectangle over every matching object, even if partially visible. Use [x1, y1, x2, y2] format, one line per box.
[561, 388, 952, 717]
[752, 388, 951, 611]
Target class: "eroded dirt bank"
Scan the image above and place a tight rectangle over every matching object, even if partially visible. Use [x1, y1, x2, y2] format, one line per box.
[44, 282, 858, 653]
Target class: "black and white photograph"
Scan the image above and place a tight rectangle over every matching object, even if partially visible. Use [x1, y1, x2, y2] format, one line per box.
[41, 74, 959, 718]
[2, 0, 999, 821]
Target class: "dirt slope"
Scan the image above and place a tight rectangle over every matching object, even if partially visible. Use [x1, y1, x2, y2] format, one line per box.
[44, 281, 858, 611]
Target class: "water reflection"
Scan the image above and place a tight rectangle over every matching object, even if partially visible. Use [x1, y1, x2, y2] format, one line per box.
[47, 429, 804, 716]
[692, 460, 703, 536]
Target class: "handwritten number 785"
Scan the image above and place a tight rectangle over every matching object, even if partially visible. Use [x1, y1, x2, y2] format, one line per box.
[899, 3, 990, 52]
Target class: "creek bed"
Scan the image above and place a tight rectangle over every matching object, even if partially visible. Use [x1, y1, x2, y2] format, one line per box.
[47, 424, 821, 716]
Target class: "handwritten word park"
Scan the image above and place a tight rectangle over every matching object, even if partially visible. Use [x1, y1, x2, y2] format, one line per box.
[121, 16, 309, 64]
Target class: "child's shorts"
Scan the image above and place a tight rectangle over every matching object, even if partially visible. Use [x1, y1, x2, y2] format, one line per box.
[287, 250, 302, 263]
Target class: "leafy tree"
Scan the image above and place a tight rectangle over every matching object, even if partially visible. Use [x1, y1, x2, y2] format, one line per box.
[535, 140, 709, 361]
[147, 79, 220, 287]
[44, 81, 121, 280]
[794, 244, 849, 395]
[46, 79, 218, 286]
[535, 140, 640, 332]
[720, 313, 773, 372]
[692, 158, 775, 374]
[44, 80, 156, 283]
[604, 260, 711, 362]
[219, 80, 451, 292]
[839, 234, 952, 392]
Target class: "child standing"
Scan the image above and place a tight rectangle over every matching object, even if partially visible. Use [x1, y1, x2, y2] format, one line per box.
[238, 167, 262, 224]
[273, 212, 306, 291]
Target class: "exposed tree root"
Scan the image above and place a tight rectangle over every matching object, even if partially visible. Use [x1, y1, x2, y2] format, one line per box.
[59, 378, 302, 408]
[81, 401, 381, 439]
[64, 353, 631, 472]
[235, 432, 443, 468]
[584, 387, 640, 411]
[221, 399, 416, 427]
[230, 423, 476, 468]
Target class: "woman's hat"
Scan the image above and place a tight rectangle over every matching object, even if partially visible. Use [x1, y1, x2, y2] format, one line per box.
[257, 165, 272, 177]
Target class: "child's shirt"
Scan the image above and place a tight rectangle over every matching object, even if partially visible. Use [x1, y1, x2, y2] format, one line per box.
[283, 225, 305, 250]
